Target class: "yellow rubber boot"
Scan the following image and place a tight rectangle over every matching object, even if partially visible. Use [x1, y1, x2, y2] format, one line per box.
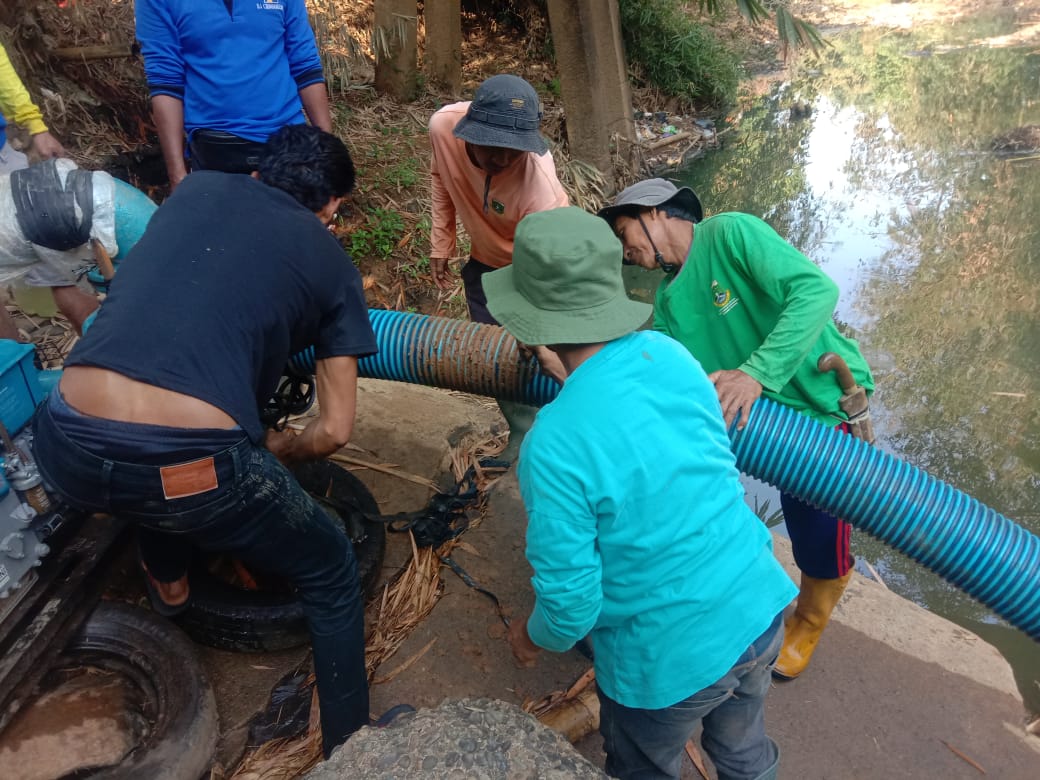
[772, 571, 852, 680]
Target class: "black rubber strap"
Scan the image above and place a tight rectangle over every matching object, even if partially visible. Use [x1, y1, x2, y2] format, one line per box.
[10, 160, 94, 251]
[440, 553, 509, 628]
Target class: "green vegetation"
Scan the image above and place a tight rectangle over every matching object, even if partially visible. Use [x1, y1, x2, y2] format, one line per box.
[618, 0, 742, 108]
[349, 207, 406, 261]
[699, 0, 824, 53]
[401, 254, 431, 281]
[752, 497, 784, 528]
[466, 1, 822, 110]
[359, 127, 421, 192]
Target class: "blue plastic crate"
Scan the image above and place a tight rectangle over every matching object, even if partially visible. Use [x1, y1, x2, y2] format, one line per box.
[0, 340, 42, 435]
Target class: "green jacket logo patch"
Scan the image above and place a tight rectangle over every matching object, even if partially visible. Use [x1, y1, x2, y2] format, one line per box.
[711, 280, 740, 315]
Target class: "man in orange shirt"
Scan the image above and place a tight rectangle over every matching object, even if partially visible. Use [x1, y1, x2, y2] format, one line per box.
[427, 74, 568, 454]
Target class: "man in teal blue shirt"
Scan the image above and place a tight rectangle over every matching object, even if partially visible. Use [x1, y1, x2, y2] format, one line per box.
[483, 206, 796, 780]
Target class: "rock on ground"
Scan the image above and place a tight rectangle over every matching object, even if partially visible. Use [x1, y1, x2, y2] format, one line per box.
[304, 698, 607, 780]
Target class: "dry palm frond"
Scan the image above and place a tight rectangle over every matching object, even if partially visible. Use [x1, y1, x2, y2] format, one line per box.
[371, 13, 416, 62]
[307, 0, 366, 93]
[228, 688, 323, 780]
[364, 534, 444, 677]
[6, 0, 150, 154]
[3, 298, 79, 368]
[328, 453, 438, 491]
[557, 155, 609, 213]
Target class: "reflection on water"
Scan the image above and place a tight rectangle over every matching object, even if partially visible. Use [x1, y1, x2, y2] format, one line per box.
[646, 10, 1039, 709]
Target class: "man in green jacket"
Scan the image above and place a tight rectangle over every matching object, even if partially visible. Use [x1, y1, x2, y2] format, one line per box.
[599, 178, 873, 680]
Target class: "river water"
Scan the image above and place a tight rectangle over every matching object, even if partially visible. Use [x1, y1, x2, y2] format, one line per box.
[633, 9, 1039, 710]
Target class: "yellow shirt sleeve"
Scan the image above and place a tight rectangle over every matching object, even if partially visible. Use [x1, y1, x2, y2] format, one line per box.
[0, 45, 48, 136]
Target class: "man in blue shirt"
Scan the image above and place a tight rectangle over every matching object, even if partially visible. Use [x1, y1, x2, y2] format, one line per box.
[483, 206, 797, 780]
[136, 0, 333, 188]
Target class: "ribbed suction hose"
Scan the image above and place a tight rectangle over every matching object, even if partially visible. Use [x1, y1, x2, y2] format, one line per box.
[731, 399, 1040, 641]
[290, 310, 1040, 640]
[288, 309, 559, 404]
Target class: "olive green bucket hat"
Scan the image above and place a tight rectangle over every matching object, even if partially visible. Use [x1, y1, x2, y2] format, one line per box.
[482, 206, 652, 346]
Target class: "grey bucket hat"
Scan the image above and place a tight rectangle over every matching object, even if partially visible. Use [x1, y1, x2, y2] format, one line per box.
[482, 207, 652, 346]
[597, 178, 704, 226]
[452, 75, 549, 155]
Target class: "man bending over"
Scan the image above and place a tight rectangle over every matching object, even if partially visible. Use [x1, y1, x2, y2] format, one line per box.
[33, 125, 374, 757]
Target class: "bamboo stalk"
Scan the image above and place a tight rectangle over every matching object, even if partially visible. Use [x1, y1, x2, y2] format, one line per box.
[537, 688, 600, 743]
[328, 453, 437, 490]
[53, 45, 133, 61]
[644, 131, 692, 152]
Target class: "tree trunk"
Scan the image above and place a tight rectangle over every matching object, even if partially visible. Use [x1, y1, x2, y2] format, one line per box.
[424, 0, 461, 95]
[374, 0, 419, 101]
[545, 0, 635, 183]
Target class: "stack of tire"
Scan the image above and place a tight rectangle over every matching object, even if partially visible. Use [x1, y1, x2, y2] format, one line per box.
[57, 460, 385, 778]
[173, 460, 387, 652]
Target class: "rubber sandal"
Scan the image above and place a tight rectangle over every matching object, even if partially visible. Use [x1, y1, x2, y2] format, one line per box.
[141, 568, 191, 617]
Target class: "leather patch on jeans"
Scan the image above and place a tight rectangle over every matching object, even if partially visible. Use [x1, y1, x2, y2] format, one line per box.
[160, 456, 218, 500]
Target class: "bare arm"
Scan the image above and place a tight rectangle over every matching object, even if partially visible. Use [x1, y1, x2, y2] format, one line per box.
[151, 94, 188, 189]
[299, 83, 333, 132]
[265, 355, 359, 464]
[531, 346, 567, 386]
[428, 113, 459, 288]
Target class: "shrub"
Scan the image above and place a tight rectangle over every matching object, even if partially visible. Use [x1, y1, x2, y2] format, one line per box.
[618, 0, 742, 108]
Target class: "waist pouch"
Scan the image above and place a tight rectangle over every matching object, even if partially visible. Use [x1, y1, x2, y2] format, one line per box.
[189, 129, 265, 174]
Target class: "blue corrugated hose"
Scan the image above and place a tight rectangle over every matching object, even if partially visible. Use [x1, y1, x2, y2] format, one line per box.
[730, 398, 1040, 641]
[292, 309, 1040, 640]
[289, 309, 559, 404]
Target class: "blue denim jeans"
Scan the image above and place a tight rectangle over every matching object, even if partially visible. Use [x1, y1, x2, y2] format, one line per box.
[782, 422, 855, 580]
[597, 611, 784, 780]
[32, 400, 369, 757]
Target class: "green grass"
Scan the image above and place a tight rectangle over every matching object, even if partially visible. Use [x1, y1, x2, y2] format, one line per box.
[356, 126, 421, 193]
[350, 207, 406, 260]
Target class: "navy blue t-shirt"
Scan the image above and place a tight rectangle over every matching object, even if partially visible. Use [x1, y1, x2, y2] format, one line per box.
[67, 171, 377, 443]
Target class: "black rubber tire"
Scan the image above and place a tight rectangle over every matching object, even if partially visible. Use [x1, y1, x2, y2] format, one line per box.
[175, 460, 387, 653]
[58, 601, 218, 780]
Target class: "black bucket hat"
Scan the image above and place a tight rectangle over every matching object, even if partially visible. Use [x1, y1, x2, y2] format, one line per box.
[452, 75, 549, 155]
[597, 178, 704, 226]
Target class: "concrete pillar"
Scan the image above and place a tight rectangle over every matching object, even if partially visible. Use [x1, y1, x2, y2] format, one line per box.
[545, 0, 635, 181]
[374, 0, 419, 101]
[424, 0, 462, 94]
